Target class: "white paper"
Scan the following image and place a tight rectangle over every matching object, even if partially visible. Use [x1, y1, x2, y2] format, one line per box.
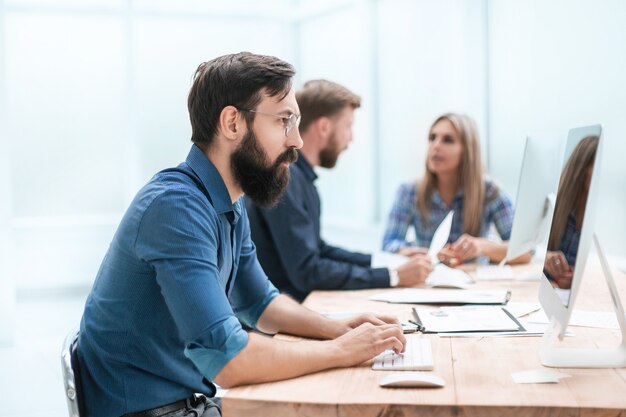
[369, 288, 510, 305]
[504, 302, 542, 318]
[528, 309, 624, 330]
[437, 321, 575, 338]
[416, 306, 521, 333]
[426, 264, 472, 289]
[428, 211, 454, 263]
[439, 322, 575, 338]
[512, 369, 571, 384]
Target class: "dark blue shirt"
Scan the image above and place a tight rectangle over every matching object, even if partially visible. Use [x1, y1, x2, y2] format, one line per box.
[78, 145, 278, 417]
[245, 152, 389, 302]
[559, 212, 581, 266]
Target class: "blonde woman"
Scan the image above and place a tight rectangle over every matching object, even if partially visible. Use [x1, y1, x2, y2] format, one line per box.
[383, 113, 529, 265]
[543, 135, 598, 289]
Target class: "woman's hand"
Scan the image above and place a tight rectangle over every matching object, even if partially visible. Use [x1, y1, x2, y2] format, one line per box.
[437, 234, 482, 265]
[544, 251, 573, 289]
[449, 234, 482, 260]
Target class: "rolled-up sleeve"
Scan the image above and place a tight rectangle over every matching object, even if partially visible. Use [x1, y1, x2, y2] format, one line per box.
[183, 316, 249, 381]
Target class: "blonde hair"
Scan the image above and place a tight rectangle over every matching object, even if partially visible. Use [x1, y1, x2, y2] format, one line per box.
[416, 113, 486, 236]
[547, 135, 599, 250]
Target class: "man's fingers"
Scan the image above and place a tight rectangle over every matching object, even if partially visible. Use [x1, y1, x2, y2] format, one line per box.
[381, 336, 405, 354]
[373, 314, 401, 326]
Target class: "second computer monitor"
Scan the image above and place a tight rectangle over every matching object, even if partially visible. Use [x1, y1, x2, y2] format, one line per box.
[539, 124, 602, 329]
[505, 135, 561, 262]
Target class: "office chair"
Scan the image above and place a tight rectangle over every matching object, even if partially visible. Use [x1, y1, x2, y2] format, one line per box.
[61, 329, 85, 417]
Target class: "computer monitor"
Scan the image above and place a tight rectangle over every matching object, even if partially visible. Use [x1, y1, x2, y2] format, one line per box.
[505, 135, 561, 262]
[538, 124, 626, 368]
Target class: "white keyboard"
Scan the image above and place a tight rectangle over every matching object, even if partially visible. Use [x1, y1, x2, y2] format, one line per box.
[372, 338, 434, 371]
[475, 265, 514, 281]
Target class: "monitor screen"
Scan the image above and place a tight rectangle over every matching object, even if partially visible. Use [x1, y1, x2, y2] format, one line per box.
[542, 125, 601, 307]
[506, 134, 560, 262]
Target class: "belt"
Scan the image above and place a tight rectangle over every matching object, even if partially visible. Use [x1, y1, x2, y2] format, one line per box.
[124, 395, 203, 417]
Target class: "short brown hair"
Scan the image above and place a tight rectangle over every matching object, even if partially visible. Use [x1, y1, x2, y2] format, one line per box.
[296, 80, 361, 133]
[188, 52, 295, 147]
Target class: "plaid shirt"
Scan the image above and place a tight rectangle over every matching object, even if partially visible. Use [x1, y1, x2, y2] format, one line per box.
[558, 213, 581, 266]
[382, 179, 514, 252]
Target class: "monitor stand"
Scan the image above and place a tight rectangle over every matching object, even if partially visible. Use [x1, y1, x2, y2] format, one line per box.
[539, 234, 626, 368]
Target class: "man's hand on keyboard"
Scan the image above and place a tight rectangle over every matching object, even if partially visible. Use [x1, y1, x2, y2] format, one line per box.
[336, 312, 401, 334]
[331, 322, 406, 367]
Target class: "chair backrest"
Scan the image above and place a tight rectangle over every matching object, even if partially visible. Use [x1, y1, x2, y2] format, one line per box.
[61, 328, 85, 417]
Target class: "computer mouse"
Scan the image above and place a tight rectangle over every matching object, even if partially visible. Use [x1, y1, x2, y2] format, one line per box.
[379, 372, 445, 388]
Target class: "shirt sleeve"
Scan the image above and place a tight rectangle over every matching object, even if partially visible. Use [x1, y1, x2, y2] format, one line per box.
[319, 240, 372, 266]
[382, 183, 416, 252]
[487, 184, 514, 240]
[257, 180, 389, 295]
[135, 188, 248, 381]
[228, 205, 279, 330]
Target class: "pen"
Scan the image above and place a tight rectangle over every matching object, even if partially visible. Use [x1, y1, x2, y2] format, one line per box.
[410, 308, 425, 332]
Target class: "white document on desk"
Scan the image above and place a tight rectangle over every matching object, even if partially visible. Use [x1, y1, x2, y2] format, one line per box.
[439, 321, 547, 337]
[426, 264, 472, 289]
[414, 306, 523, 333]
[527, 309, 624, 330]
[428, 210, 454, 263]
[369, 288, 511, 305]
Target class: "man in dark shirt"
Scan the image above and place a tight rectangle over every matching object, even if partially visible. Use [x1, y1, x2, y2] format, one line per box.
[246, 80, 432, 301]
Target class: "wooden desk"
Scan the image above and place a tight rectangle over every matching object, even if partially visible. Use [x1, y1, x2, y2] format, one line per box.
[223, 261, 626, 416]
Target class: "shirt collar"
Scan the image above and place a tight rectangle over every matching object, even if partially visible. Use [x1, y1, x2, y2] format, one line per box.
[185, 144, 241, 221]
[295, 151, 318, 182]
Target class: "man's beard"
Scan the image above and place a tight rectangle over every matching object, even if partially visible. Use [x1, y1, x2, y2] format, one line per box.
[319, 131, 342, 169]
[231, 129, 298, 208]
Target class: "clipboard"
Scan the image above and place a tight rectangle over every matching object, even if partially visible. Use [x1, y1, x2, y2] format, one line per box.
[411, 306, 525, 333]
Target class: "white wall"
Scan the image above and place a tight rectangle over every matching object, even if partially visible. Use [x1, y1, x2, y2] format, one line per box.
[0, 0, 17, 345]
[1, 0, 293, 291]
[298, 0, 486, 246]
[376, 0, 486, 228]
[1, 0, 625, 295]
[488, 0, 626, 258]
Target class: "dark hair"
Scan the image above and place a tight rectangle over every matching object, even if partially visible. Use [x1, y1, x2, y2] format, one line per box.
[296, 79, 361, 133]
[188, 52, 295, 147]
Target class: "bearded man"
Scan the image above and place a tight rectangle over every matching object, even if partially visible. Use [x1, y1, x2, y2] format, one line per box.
[245, 80, 432, 302]
[77, 55, 407, 417]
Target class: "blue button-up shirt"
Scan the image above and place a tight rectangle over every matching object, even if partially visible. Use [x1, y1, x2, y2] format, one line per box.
[382, 180, 514, 252]
[78, 145, 278, 417]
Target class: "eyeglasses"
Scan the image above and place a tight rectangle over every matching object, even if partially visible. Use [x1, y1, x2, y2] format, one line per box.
[239, 109, 301, 137]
